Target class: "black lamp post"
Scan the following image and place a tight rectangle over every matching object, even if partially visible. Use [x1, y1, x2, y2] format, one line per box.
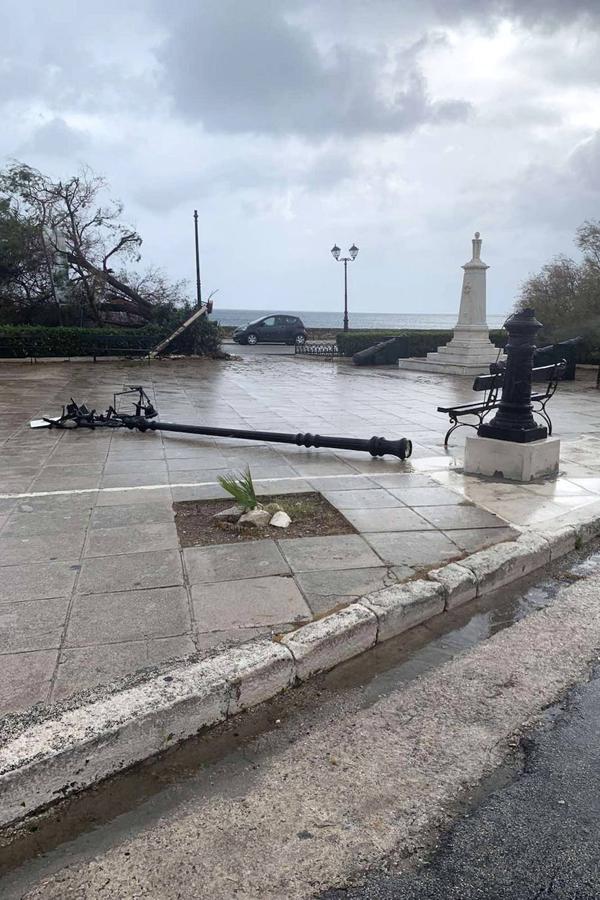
[331, 243, 359, 332]
[478, 307, 548, 443]
[193, 210, 202, 306]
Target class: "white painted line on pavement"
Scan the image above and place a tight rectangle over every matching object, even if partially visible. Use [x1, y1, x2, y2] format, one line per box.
[0, 471, 377, 501]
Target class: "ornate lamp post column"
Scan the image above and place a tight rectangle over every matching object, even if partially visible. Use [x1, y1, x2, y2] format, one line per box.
[478, 307, 548, 443]
[331, 243, 359, 332]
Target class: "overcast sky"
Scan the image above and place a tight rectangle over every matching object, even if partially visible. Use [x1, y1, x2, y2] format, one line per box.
[2, 0, 600, 316]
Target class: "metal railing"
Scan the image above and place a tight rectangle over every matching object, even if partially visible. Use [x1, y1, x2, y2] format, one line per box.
[295, 342, 339, 357]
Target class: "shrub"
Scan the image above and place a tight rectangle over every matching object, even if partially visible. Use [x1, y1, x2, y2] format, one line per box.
[0, 318, 221, 358]
[336, 329, 506, 358]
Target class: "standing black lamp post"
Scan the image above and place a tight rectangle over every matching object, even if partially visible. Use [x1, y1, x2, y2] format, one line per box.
[478, 307, 548, 443]
[331, 243, 359, 332]
[193, 210, 202, 306]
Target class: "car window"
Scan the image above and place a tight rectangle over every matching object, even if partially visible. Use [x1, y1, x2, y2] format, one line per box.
[274, 316, 289, 326]
[262, 316, 276, 327]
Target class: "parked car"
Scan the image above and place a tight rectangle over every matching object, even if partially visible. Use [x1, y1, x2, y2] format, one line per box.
[232, 315, 307, 346]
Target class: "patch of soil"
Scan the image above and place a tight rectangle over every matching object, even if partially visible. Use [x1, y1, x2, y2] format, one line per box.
[173, 492, 356, 547]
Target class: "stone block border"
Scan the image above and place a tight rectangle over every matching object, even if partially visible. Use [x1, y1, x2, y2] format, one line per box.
[0, 516, 595, 830]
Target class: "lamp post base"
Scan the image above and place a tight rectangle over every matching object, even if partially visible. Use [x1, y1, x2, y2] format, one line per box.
[464, 434, 560, 482]
[477, 421, 548, 443]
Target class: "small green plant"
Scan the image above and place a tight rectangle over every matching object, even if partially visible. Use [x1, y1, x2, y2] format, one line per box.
[218, 467, 258, 510]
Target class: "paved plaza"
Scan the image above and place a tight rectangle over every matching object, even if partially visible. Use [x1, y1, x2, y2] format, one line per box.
[1, 352, 599, 715]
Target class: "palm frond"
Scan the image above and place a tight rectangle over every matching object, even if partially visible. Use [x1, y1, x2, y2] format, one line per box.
[217, 466, 258, 510]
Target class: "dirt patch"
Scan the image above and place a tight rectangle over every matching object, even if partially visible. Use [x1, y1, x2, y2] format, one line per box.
[173, 492, 356, 547]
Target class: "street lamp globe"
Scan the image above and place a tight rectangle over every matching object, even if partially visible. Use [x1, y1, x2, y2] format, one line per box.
[349, 244, 359, 260]
[331, 244, 341, 261]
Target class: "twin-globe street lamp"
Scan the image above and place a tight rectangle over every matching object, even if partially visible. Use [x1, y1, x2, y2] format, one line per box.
[331, 243, 359, 332]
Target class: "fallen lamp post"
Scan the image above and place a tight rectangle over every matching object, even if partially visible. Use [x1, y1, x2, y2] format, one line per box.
[30, 386, 413, 460]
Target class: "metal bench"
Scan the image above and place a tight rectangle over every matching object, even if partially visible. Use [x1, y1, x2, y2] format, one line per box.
[438, 360, 566, 446]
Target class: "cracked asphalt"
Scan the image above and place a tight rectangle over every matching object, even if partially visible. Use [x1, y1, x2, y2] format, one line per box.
[321, 670, 600, 900]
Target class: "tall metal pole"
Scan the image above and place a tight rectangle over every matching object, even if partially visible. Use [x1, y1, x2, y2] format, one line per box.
[193, 210, 202, 306]
[343, 258, 349, 332]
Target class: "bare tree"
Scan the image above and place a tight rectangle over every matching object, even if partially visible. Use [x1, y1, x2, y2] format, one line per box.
[0, 163, 162, 324]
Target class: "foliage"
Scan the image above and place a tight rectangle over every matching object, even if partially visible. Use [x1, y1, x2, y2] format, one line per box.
[0, 162, 198, 328]
[517, 219, 600, 361]
[217, 467, 258, 510]
[336, 329, 506, 357]
[0, 319, 222, 358]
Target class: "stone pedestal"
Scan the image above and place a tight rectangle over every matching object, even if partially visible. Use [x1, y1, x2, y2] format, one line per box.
[398, 232, 501, 376]
[464, 435, 560, 482]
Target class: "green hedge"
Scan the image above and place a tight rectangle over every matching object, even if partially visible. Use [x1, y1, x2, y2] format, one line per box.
[0, 320, 221, 358]
[336, 329, 507, 358]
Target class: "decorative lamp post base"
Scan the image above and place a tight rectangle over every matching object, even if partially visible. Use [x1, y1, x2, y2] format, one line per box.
[464, 434, 560, 482]
[477, 420, 548, 443]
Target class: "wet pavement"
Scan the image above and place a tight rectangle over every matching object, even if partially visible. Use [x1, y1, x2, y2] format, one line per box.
[0, 353, 599, 714]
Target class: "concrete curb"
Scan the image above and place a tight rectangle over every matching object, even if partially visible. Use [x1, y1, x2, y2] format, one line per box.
[0, 513, 597, 829]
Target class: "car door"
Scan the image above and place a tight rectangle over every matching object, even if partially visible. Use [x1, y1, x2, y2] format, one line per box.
[259, 316, 278, 342]
[275, 315, 295, 342]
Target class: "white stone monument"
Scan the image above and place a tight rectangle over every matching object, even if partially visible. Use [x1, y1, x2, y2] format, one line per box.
[398, 232, 501, 376]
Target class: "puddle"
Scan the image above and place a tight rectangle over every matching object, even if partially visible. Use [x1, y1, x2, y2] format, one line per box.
[1, 543, 599, 894]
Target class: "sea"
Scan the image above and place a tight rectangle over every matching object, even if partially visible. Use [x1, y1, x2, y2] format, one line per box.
[213, 309, 509, 330]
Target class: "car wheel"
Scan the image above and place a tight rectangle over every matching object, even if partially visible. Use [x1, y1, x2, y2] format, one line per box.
[246, 333, 258, 345]
[295, 334, 306, 346]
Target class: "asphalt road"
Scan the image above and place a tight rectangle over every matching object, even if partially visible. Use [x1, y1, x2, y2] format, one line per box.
[321, 669, 600, 900]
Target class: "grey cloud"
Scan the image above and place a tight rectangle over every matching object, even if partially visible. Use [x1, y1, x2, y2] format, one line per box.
[158, 1, 470, 136]
[132, 146, 356, 213]
[571, 132, 600, 192]
[430, 0, 600, 27]
[20, 118, 89, 158]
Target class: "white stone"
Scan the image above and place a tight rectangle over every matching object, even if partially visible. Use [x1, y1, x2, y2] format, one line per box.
[398, 233, 501, 376]
[461, 533, 550, 597]
[281, 604, 378, 680]
[361, 580, 445, 642]
[239, 507, 271, 528]
[270, 510, 291, 528]
[464, 435, 561, 482]
[427, 562, 477, 610]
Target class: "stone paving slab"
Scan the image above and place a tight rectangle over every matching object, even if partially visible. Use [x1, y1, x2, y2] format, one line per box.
[295, 566, 401, 616]
[83, 523, 179, 558]
[388, 485, 467, 506]
[278, 534, 383, 573]
[339, 507, 436, 533]
[89, 501, 175, 529]
[364, 531, 463, 568]
[0, 560, 80, 603]
[64, 587, 190, 646]
[322, 489, 404, 509]
[0, 597, 69, 653]
[76, 549, 184, 595]
[0, 649, 58, 711]
[184, 540, 290, 584]
[52, 636, 196, 700]
[192, 575, 311, 631]
[0, 532, 86, 565]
